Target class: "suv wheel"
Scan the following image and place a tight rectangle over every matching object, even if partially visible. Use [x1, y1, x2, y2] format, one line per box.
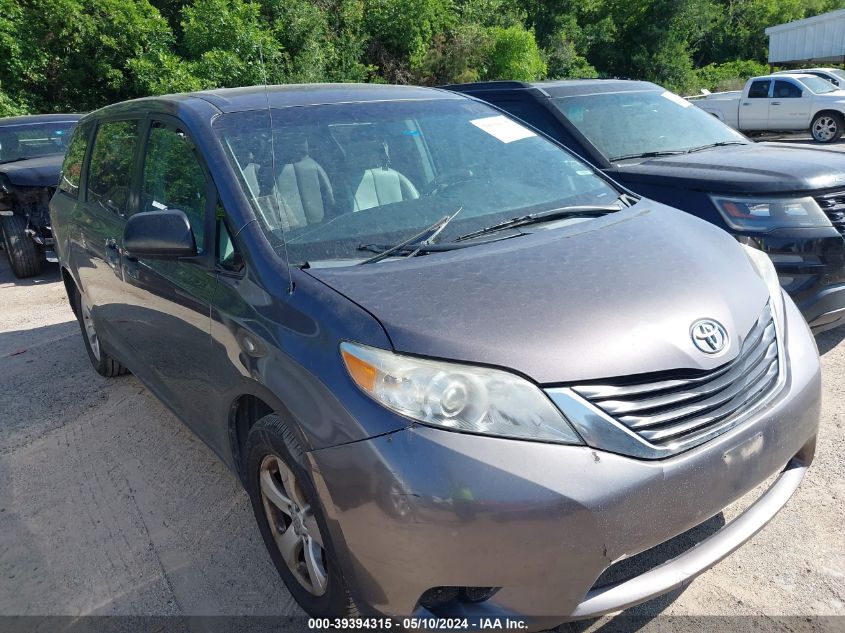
[810, 112, 844, 143]
[245, 414, 358, 617]
[72, 289, 128, 377]
[1, 215, 43, 278]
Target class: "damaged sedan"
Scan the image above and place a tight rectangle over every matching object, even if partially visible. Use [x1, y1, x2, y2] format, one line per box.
[1, 114, 81, 277]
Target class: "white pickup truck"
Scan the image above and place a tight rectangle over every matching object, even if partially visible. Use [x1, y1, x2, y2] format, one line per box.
[690, 73, 845, 143]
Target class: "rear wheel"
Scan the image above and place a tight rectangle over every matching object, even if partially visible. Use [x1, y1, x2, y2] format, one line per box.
[72, 288, 128, 377]
[1, 215, 42, 278]
[810, 112, 844, 143]
[245, 414, 358, 617]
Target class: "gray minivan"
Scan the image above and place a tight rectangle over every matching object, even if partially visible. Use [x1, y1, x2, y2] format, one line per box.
[50, 84, 821, 627]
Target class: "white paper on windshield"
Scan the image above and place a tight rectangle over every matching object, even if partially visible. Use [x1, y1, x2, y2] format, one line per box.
[470, 115, 536, 143]
[661, 90, 692, 108]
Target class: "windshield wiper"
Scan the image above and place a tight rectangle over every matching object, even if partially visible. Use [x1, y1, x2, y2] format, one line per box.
[611, 150, 689, 161]
[684, 141, 747, 153]
[452, 203, 624, 243]
[357, 206, 463, 265]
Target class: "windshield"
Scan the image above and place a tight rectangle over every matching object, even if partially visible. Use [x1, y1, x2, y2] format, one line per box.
[797, 76, 838, 94]
[828, 69, 845, 84]
[550, 90, 747, 161]
[214, 98, 619, 266]
[0, 121, 77, 163]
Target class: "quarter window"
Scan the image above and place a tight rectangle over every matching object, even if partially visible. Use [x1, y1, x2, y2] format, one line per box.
[141, 122, 208, 252]
[87, 120, 140, 215]
[748, 81, 771, 99]
[58, 122, 91, 197]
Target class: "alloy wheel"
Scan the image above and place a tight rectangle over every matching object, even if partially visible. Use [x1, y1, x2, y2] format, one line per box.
[812, 116, 838, 142]
[259, 454, 328, 596]
[81, 301, 101, 361]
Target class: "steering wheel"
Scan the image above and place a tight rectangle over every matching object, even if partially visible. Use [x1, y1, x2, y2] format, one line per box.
[423, 168, 474, 196]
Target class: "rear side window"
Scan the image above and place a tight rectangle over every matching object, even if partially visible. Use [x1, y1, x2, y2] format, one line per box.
[87, 120, 141, 216]
[773, 81, 802, 98]
[58, 122, 91, 197]
[141, 121, 208, 252]
[748, 81, 771, 99]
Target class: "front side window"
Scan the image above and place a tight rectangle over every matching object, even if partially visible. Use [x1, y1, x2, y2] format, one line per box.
[748, 81, 771, 98]
[773, 80, 802, 98]
[797, 76, 838, 95]
[214, 98, 620, 266]
[58, 121, 92, 197]
[87, 120, 140, 216]
[0, 120, 77, 164]
[141, 121, 208, 252]
[551, 90, 746, 161]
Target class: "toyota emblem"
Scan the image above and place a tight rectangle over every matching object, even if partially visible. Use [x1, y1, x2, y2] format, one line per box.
[691, 319, 728, 354]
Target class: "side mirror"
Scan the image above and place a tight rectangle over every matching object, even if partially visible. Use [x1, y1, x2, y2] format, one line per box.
[124, 209, 197, 258]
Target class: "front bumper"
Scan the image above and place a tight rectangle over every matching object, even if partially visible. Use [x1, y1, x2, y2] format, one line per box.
[308, 299, 821, 626]
[797, 281, 845, 333]
[760, 228, 845, 333]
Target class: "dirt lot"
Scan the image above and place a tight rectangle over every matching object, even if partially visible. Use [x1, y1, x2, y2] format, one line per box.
[0, 145, 844, 626]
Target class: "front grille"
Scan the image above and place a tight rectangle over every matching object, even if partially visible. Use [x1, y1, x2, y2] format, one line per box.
[815, 190, 845, 236]
[572, 303, 779, 449]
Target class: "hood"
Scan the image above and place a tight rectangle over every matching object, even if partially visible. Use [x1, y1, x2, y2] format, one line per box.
[616, 143, 845, 194]
[0, 154, 64, 188]
[308, 204, 769, 384]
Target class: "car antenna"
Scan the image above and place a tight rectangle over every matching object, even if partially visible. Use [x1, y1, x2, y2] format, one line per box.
[260, 43, 295, 294]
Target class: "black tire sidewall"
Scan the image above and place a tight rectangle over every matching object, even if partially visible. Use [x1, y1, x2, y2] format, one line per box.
[1, 215, 42, 278]
[244, 415, 352, 618]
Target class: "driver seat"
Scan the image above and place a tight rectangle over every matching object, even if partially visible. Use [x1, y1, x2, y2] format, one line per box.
[353, 139, 419, 211]
[272, 136, 335, 229]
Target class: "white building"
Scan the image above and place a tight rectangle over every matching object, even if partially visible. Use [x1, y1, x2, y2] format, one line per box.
[765, 8, 845, 66]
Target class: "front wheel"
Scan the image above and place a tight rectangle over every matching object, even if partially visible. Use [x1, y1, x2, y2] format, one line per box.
[1, 215, 42, 278]
[245, 414, 358, 617]
[810, 112, 844, 143]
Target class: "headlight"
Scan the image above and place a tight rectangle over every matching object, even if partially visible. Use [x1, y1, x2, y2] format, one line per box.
[340, 342, 583, 444]
[741, 243, 785, 331]
[711, 194, 831, 232]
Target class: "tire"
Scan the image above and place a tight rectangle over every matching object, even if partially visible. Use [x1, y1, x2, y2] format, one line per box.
[810, 112, 844, 143]
[72, 288, 128, 377]
[245, 414, 358, 618]
[1, 215, 42, 278]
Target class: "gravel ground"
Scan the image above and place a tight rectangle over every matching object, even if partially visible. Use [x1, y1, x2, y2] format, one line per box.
[0, 154, 843, 627]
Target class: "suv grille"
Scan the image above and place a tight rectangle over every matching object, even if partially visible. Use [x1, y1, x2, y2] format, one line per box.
[572, 303, 778, 448]
[815, 190, 845, 236]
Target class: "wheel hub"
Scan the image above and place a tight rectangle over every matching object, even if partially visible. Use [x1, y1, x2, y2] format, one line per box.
[259, 453, 328, 596]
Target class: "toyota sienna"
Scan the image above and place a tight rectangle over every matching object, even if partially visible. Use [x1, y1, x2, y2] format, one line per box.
[49, 84, 821, 628]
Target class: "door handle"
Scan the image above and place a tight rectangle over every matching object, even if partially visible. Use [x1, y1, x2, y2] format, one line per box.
[742, 102, 751, 106]
[771, 101, 781, 105]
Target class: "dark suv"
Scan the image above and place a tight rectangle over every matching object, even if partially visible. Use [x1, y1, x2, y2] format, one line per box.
[50, 85, 820, 627]
[444, 80, 845, 333]
[0, 114, 81, 277]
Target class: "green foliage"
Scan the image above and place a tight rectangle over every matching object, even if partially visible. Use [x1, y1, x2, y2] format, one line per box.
[10, 0, 173, 112]
[485, 26, 546, 81]
[543, 18, 597, 79]
[690, 60, 774, 93]
[1, 0, 842, 115]
[0, 89, 27, 117]
[364, 0, 454, 78]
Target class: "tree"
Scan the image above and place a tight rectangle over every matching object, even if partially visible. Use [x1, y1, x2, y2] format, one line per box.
[485, 25, 546, 81]
[8, 0, 173, 112]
